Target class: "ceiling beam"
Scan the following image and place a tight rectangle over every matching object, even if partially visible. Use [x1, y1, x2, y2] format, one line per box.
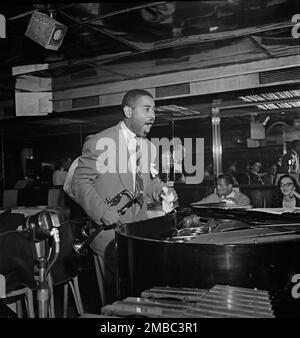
[68, 2, 167, 29]
[59, 10, 142, 52]
[248, 36, 273, 58]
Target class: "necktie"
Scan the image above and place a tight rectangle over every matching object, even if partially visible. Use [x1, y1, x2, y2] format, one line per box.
[135, 138, 144, 207]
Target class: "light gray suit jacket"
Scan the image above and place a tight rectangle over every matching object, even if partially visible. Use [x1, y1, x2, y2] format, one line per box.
[72, 122, 163, 256]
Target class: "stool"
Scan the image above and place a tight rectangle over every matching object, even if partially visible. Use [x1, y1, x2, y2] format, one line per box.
[0, 274, 35, 318]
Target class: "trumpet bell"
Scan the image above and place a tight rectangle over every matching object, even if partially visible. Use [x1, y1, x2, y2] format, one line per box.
[81, 224, 92, 238]
[73, 239, 89, 256]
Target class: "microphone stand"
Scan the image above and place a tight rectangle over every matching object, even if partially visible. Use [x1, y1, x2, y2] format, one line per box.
[37, 228, 60, 318]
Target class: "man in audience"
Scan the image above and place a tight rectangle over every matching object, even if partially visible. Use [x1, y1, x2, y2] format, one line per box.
[248, 161, 264, 185]
[248, 161, 265, 207]
[192, 174, 251, 206]
[262, 164, 278, 185]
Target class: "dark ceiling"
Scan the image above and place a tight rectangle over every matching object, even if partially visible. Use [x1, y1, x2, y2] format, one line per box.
[0, 1, 298, 137]
[0, 1, 297, 74]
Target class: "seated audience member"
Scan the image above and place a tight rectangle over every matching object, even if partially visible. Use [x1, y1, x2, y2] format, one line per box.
[262, 164, 278, 185]
[225, 162, 238, 185]
[52, 157, 72, 186]
[262, 163, 279, 207]
[247, 160, 265, 207]
[193, 174, 251, 206]
[271, 174, 300, 208]
[204, 163, 213, 179]
[248, 161, 264, 184]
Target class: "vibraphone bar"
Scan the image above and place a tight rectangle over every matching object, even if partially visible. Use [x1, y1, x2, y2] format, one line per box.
[101, 285, 275, 318]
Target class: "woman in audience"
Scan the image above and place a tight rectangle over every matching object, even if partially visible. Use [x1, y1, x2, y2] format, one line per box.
[271, 174, 300, 208]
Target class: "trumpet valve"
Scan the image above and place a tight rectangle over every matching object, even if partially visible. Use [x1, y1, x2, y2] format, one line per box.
[104, 197, 112, 205]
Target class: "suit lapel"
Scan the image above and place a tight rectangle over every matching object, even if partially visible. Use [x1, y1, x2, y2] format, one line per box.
[115, 123, 134, 192]
[134, 140, 150, 216]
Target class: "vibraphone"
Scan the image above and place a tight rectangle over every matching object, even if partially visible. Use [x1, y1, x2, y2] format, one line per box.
[101, 285, 275, 318]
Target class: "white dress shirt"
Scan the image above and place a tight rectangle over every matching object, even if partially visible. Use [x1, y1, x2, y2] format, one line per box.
[220, 191, 236, 204]
[120, 121, 158, 190]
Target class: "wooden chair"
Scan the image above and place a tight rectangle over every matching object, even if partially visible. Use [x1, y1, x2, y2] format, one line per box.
[0, 217, 36, 318]
[33, 252, 84, 318]
[61, 276, 84, 318]
[48, 221, 85, 317]
[0, 274, 35, 318]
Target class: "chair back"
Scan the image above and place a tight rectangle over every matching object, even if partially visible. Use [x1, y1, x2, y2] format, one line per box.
[2, 189, 18, 208]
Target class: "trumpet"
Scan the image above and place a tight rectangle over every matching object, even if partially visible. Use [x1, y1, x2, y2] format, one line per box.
[73, 189, 143, 256]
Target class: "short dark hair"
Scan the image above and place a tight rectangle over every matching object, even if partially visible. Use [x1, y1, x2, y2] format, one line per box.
[217, 174, 234, 185]
[55, 157, 71, 170]
[122, 89, 153, 108]
[250, 160, 261, 166]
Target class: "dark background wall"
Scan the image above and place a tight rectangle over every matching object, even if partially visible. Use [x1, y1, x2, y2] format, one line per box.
[0, 118, 287, 189]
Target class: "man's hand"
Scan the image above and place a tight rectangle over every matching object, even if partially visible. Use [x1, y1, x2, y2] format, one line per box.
[101, 206, 122, 228]
[160, 186, 179, 204]
[160, 186, 179, 213]
[293, 190, 300, 199]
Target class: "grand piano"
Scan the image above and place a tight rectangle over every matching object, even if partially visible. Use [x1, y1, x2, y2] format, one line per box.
[115, 205, 300, 317]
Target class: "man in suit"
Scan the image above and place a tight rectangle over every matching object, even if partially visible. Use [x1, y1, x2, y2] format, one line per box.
[262, 164, 278, 186]
[72, 89, 177, 304]
[248, 161, 265, 207]
[192, 174, 251, 206]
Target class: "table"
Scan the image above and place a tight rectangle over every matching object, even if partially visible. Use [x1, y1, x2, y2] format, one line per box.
[11, 206, 69, 221]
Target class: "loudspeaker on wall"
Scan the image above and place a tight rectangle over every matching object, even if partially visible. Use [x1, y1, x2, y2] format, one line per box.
[25, 11, 67, 50]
